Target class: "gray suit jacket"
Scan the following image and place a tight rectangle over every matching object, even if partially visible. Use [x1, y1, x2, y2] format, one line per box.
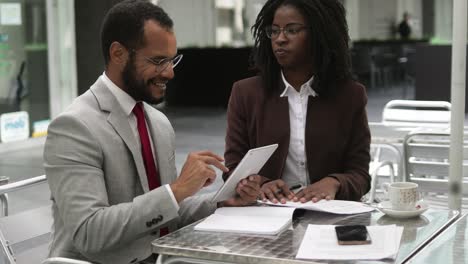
[44, 78, 217, 264]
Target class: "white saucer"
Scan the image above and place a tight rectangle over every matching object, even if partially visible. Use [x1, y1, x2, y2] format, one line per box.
[377, 200, 429, 219]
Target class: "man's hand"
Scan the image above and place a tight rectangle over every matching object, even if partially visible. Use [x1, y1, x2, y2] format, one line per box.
[171, 151, 228, 203]
[237, 175, 262, 203]
[293, 177, 340, 203]
[260, 179, 294, 204]
[221, 175, 262, 207]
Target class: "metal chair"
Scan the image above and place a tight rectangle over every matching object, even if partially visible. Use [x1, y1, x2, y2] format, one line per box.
[0, 205, 52, 264]
[0, 175, 51, 264]
[0, 175, 47, 217]
[368, 143, 399, 203]
[350, 46, 374, 88]
[382, 100, 451, 128]
[398, 48, 416, 99]
[403, 130, 468, 210]
[368, 100, 451, 203]
[0, 175, 92, 264]
[370, 46, 397, 90]
[367, 122, 407, 203]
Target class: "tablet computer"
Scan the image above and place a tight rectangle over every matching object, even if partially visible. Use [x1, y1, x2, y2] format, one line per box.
[212, 144, 278, 202]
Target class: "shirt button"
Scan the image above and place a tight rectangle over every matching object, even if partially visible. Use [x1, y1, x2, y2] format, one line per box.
[299, 161, 305, 166]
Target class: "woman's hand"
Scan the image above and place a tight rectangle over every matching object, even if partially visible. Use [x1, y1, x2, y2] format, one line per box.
[260, 179, 294, 204]
[294, 177, 340, 203]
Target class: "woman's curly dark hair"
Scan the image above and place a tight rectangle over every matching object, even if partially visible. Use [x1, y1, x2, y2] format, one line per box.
[251, 0, 352, 98]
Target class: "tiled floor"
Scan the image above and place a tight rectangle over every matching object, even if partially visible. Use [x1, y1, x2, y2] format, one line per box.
[0, 83, 455, 215]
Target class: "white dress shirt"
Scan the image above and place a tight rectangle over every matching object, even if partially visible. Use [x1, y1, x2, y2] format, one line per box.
[279, 71, 317, 188]
[101, 73, 179, 209]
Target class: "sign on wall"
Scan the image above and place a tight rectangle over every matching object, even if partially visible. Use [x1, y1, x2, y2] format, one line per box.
[32, 119, 49, 138]
[0, 111, 29, 143]
[0, 3, 22, 26]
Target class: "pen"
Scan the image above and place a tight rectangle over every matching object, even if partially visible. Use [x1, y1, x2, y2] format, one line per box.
[289, 184, 303, 192]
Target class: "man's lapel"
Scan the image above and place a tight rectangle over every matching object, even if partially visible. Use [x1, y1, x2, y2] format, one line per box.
[90, 78, 150, 192]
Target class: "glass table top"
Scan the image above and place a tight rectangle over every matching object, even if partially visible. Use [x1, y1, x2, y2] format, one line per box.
[152, 208, 459, 264]
[406, 213, 468, 264]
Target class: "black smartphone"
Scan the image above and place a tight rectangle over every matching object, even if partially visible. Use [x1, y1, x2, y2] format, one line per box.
[335, 225, 371, 245]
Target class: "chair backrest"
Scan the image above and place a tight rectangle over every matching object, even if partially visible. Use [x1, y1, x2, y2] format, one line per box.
[382, 100, 451, 128]
[403, 130, 468, 197]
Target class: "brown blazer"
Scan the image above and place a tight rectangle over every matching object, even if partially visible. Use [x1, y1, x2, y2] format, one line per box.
[224, 76, 371, 201]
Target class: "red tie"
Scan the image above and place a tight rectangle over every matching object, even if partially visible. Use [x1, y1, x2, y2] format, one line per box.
[133, 102, 168, 236]
[133, 102, 161, 190]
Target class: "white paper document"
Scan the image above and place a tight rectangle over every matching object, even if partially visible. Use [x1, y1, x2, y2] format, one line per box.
[296, 224, 404, 260]
[258, 200, 374, 214]
[194, 206, 295, 235]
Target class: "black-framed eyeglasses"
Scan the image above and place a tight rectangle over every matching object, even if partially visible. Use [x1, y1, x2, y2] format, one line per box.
[265, 24, 310, 39]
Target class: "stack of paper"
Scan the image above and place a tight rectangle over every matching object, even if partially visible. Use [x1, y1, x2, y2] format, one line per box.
[259, 200, 374, 214]
[296, 224, 404, 260]
[194, 206, 295, 235]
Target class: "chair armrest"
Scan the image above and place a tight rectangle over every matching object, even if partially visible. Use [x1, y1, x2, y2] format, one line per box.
[42, 257, 93, 264]
[368, 161, 396, 203]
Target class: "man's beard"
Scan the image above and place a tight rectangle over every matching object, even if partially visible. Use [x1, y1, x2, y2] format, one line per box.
[121, 56, 165, 105]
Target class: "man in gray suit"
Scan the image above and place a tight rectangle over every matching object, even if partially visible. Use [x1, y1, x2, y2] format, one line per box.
[44, 1, 260, 263]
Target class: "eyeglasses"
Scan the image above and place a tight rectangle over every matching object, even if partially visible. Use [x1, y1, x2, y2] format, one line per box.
[131, 49, 183, 73]
[143, 54, 183, 73]
[265, 24, 309, 39]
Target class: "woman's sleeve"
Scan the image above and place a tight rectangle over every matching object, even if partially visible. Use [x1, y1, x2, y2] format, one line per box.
[223, 81, 251, 180]
[329, 85, 371, 201]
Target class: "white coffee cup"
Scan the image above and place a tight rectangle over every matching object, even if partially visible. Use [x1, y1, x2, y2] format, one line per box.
[383, 182, 419, 211]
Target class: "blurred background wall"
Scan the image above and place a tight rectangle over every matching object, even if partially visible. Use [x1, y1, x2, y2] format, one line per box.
[1, 0, 467, 129]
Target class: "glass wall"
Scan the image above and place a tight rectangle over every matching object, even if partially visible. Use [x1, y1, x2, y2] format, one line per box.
[46, 0, 77, 119]
[0, 0, 76, 143]
[159, 0, 267, 48]
[0, 0, 49, 137]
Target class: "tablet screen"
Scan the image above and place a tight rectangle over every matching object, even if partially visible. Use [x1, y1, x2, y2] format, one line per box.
[212, 144, 278, 202]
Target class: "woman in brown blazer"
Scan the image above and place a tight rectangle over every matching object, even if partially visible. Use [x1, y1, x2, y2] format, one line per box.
[224, 0, 371, 203]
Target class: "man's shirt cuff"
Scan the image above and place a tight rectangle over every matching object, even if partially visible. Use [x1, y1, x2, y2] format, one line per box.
[164, 184, 180, 211]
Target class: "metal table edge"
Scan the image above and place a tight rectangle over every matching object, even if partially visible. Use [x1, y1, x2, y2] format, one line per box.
[400, 210, 461, 264]
[153, 243, 321, 264]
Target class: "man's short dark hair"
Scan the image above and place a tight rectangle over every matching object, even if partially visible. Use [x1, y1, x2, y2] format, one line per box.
[101, 0, 173, 65]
